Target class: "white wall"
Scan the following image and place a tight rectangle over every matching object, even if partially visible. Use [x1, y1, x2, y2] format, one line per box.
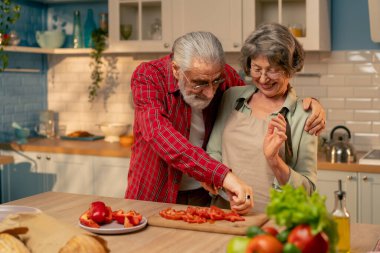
[47, 51, 380, 151]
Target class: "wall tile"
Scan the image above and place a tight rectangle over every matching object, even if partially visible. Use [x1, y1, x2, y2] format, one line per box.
[373, 122, 380, 133]
[328, 63, 354, 74]
[346, 51, 372, 62]
[320, 75, 345, 86]
[319, 98, 345, 109]
[328, 87, 354, 97]
[345, 121, 372, 132]
[328, 109, 354, 121]
[373, 98, 380, 109]
[353, 87, 379, 98]
[353, 133, 380, 146]
[354, 63, 377, 74]
[345, 98, 372, 109]
[354, 110, 380, 121]
[319, 51, 346, 63]
[345, 75, 372, 86]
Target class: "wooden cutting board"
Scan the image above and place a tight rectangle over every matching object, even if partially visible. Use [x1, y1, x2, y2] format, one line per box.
[148, 211, 268, 235]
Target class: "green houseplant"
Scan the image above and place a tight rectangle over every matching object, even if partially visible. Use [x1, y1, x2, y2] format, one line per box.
[88, 28, 107, 102]
[0, 0, 21, 72]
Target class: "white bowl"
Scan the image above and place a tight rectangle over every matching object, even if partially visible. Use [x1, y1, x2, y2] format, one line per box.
[99, 123, 129, 143]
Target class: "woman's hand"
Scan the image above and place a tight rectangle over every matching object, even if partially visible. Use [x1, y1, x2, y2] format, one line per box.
[264, 114, 287, 160]
[303, 97, 326, 136]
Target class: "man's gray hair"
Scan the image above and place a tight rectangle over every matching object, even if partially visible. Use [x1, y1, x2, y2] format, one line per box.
[172, 31, 225, 71]
[240, 23, 304, 77]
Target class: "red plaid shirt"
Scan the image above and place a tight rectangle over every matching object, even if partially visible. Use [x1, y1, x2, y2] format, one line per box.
[126, 54, 245, 203]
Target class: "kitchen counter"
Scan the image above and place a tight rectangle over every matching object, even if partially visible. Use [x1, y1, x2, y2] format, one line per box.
[318, 151, 380, 173]
[2, 139, 380, 173]
[0, 138, 131, 158]
[0, 155, 14, 165]
[3, 192, 380, 253]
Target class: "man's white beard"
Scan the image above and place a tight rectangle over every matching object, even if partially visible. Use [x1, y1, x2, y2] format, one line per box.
[178, 78, 212, 110]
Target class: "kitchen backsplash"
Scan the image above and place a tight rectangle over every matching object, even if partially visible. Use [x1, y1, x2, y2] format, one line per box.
[1, 50, 380, 151]
[46, 50, 380, 151]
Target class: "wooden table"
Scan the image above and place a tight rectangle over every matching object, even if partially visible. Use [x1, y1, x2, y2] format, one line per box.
[2, 192, 380, 253]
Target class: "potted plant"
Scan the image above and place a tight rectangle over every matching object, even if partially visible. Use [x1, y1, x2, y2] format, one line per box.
[88, 28, 107, 102]
[0, 0, 21, 72]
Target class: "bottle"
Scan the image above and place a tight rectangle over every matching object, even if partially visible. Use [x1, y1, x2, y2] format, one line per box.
[99, 13, 108, 34]
[84, 9, 96, 48]
[72, 10, 83, 48]
[332, 180, 350, 253]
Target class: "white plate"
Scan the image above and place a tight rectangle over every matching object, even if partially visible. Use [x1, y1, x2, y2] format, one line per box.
[0, 205, 41, 222]
[78, 217, 148, 235]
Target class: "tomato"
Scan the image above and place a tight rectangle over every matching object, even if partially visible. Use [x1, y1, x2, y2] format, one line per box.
[246, 234, 283, 253]
[89, 201, 107, 224]
[262, 226, 278, 237]
[287, 224, 329, 253]
[226, 237, 250, 253]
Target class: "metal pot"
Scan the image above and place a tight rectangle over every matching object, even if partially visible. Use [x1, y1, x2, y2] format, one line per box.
[326, 125, 356, 163]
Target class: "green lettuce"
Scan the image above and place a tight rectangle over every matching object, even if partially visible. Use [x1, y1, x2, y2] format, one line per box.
[266, 185, 338, 253]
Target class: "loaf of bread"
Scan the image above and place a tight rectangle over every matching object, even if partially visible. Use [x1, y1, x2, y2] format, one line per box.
[0, 233, 30, 253]
[67, 131, 94, 138]
[59, 234, 108, 253]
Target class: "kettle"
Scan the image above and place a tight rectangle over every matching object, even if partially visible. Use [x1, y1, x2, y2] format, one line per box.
[327, 125, 356, 163]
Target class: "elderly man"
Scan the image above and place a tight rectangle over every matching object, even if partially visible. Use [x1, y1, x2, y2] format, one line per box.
[126, 31, 325, 214]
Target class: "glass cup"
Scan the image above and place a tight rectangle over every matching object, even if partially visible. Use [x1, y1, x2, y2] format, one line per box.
[58, 125, 67, 138]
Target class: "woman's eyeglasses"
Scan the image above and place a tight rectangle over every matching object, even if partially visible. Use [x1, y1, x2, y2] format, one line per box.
[251, 68, 285, 80]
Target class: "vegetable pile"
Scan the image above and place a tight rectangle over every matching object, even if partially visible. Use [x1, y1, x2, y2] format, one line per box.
[159, 205, 245, 223]
[227, 185, 338, 253]
[79, 201, 143, 228]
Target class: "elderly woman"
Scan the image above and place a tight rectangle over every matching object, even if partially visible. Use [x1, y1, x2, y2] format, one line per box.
[206, 23, 318, 213]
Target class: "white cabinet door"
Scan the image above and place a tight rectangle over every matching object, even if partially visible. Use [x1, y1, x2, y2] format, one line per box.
[43, 153, 93, 195]
[172, 0, 243, 52]
[92, 157, 130, 198]
[358, 172, 380, 224]
[109, 0, 173, 52]
[317, 170, 358, 222]
[0, 151, 45, 202]
[243, 0, 330, 51]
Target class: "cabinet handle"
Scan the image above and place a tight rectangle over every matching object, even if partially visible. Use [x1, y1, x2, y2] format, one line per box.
[36, 155, 41, 160]
[233, 42, 240, 48]
[46, 156, 51, 161]
[346, 175, 353, 180]
[362, 176, 368, 181]
[163, 43, 170, 48]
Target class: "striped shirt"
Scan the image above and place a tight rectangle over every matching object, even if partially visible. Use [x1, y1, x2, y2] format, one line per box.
[125, 54, 245, 203]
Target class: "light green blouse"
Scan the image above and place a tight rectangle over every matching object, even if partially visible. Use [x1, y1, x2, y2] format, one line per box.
[206, 85, 318, 194]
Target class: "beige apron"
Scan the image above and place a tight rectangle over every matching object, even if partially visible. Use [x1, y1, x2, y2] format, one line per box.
[220, 110, 284, 213]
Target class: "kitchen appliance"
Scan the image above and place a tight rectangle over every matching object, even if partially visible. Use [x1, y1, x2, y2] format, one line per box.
[327, 125, 356, 163]
[359, 149, 380, 165]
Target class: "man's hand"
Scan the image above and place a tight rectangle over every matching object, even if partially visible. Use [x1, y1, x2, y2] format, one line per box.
[222, 172, 253, 215]
[303, 97, 326, 136]
[201, 182, 219, 195]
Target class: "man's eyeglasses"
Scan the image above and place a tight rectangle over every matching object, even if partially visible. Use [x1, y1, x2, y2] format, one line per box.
[181, 70, 225, 91]
[251, 68, 285, 80]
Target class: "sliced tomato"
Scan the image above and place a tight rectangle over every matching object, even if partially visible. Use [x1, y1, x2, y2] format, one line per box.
[79, 210, 100, 228]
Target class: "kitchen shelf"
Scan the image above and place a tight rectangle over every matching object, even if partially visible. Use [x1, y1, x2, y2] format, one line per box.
[3, 46, 93, 55]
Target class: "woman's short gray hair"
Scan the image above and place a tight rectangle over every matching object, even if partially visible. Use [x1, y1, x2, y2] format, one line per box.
[172, 31, 225, 71]
[240, 23, 304, 77]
